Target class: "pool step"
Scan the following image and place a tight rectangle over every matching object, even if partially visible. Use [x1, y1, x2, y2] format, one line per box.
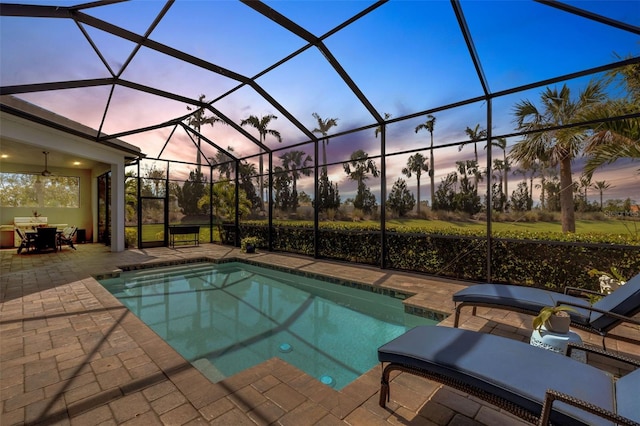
[192, 358, 226, 383]
[122, 265, 222, 287]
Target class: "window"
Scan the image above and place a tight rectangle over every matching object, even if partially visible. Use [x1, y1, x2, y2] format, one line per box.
[0, 173, 80, 208]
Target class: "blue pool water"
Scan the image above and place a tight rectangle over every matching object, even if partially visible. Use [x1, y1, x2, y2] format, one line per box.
[98, 261, 437, 390]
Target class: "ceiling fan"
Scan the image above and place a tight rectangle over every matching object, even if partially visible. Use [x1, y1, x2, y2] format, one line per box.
[39, 151, 53, 177]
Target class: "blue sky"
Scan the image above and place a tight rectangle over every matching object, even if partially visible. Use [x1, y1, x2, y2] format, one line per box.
[1, 0, 639, 203]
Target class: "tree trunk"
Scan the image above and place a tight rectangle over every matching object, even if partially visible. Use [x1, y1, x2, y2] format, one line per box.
[429, 134, 435, 207]
[258, 147, 264, 211]
[503, 151, 508, 209]
[559, 157, 575, 233]
[322, 139, 328, 177]
[416, 176, 421, 215]
[196, 138, 202, 175]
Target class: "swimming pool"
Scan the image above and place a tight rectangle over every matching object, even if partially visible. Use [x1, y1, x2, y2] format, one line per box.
[98, 261, 437, 390]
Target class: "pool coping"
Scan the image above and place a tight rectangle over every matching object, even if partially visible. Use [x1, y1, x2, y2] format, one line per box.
[94, 256, 449, 322]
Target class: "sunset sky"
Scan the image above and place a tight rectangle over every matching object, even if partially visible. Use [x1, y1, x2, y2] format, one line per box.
[1, 0, 638, 204]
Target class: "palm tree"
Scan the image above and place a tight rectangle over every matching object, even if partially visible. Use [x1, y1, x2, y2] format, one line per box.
[240, 114, 282, 211]
[312, 113, 339, 177]
[581, 101, 640, 179]
[581, 57, 640, 178]
[343, 149, 380, 212]
[415, 114, 436, 207]
[237, 160, 260, 208]
[187, 94, 225, 174]
[486, 137, 509, 210]
[461, 124, 487, 162]
[280, 150, 312, 210]
[375, 113, 392, 139]
[593, 180, 612, 211]
[462, 124, 487, 188]
[511, 82, 605, 232]
[576, 175, 593, 211]
[401, 153, 429, 215]
[211, 146, 235, 180]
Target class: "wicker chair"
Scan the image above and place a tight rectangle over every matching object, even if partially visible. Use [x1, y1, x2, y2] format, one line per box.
[378, 326, 640, 425]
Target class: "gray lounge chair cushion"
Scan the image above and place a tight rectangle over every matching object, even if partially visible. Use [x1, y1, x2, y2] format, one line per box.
[615, 362, 640, 422]
[378, 326, 622, 426]
[453, 274, 640, 333]
[452, 284, 592, 325]
[590, 273, 640, 331]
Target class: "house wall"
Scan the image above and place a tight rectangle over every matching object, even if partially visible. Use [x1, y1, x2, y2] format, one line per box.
[0, 162, 94, 248]
[1, 106, 142, 252]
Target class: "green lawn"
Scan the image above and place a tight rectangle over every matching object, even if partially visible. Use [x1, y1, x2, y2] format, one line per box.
[384, 218, 639, 236]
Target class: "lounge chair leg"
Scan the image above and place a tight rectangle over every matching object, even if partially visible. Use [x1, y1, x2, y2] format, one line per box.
[379, 364, 392, 407]
[454, 307, 461, 327]
[379, 380, 389, 407]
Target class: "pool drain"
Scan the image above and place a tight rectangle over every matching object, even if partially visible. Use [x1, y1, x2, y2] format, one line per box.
[320, 375, 335, 387]
[279, 343, 292, 353]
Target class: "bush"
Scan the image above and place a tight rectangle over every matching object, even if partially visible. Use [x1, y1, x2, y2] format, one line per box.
[125, 228, 137, 248]
[239, 219, 639, 291]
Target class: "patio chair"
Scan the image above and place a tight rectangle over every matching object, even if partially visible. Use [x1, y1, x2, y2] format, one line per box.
[35, 226, 58, 252]
[452, 273, 640, 349]
[58, 226, 77, 250]
[378, 325, 640, 426]
[16, 228, 36, 254]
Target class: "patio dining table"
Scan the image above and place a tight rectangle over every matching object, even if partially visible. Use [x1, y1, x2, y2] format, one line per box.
[24, 228, 63, 252]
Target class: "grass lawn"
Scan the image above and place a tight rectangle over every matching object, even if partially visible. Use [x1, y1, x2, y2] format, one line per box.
[383, 218, 639, 237]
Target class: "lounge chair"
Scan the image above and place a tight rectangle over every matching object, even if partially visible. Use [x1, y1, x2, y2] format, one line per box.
[378, 326, 640, 426]
[452, 273, 640, 349]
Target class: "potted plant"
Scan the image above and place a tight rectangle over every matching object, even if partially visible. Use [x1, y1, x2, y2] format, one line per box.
[532, 305, 576, 334]
[241, 236, 261, 254]
[588, 267, 627, 294]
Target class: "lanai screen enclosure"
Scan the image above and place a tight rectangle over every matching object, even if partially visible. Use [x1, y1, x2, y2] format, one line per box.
[1, 0, 638, 285]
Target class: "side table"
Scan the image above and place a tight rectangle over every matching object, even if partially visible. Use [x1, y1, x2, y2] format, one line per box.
[530, 326, 586, 363]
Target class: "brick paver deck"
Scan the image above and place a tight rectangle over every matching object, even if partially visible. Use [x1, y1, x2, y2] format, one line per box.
[1, 243, 638, 425]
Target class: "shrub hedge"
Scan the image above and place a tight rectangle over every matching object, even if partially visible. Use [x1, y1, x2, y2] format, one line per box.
[236, 221, 639, 291]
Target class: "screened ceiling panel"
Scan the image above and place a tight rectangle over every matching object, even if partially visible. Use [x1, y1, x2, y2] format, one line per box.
[160, 128, 201, 168]
[0, 16, 108, 86]
[15, 86, 111, 131]
[159, 126, 225, 174]
[124, 128, 182, 160]
[101, 86, 188, 136]
[563, 0, 640, 27]
[325, 129, 383, 165]
[149, 1, 307, 77]
[324, 1, 485, 117]
[82, 1, 168, 35]
[82, 25, 144, 77]
[462, 0, 640, 93]
[118, 46, 240, 102]
[257, 47, 375, 135]
[264, 0, 379, 37]
[210, 84, 308, 151]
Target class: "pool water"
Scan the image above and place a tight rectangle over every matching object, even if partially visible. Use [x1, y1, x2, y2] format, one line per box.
[99, 261, 436, 390]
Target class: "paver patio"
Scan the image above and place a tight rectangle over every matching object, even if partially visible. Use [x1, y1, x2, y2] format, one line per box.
[1, 243, 638, 425]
